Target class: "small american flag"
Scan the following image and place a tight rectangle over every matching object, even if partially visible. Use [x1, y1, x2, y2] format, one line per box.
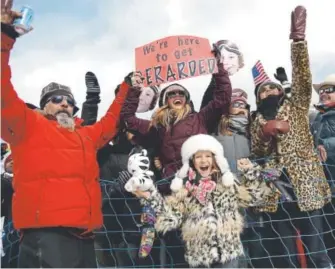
[252, 60, 271, 86]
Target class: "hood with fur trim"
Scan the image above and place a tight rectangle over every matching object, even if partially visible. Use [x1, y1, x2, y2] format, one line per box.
[170, 134, 235, 192]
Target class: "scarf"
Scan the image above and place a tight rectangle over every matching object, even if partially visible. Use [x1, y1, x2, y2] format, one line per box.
[228, 115, 249, 134]
[183, 168, 217, 205]
[314, 102, 335, 113]
[258, 95, 283, 120]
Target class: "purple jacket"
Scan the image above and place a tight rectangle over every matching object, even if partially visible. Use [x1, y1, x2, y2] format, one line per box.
[121, 64, 232, 179]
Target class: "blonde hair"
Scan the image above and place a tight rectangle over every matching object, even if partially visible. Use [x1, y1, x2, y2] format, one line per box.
[218, 115, 232, 136]
[150, 104, 192, 130]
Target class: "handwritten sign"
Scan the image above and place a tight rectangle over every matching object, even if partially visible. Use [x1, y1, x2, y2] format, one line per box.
[135, 35, 218, 87]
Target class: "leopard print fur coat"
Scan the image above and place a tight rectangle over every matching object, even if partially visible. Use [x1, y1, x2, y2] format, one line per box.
[251, 41, 331, 213]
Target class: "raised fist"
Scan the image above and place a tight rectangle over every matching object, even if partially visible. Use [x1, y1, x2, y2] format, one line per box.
[290, 5, 307, 41]
[124, 71, 144, 87]
[1, 0, 21, 25]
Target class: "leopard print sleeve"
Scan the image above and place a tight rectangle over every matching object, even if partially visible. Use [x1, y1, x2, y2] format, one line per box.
[237, 164, 279, 208]
[141, 189, 184, 234]
[290, 41, 312, 109]
[250, 117, 273, 159]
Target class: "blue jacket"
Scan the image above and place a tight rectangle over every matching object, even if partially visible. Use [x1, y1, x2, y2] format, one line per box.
[311, 109, 335, 193]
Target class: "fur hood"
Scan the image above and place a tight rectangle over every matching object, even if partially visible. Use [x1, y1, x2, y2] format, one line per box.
[170, 134, 235, 192]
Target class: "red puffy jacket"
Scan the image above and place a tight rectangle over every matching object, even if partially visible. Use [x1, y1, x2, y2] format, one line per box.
[1, 32, 129, 230]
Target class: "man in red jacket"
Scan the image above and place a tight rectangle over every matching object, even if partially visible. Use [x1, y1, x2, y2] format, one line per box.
[1, 1, 131, 267]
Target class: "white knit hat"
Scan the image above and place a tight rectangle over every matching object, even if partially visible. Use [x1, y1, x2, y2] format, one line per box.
[170, 134, 235, 192]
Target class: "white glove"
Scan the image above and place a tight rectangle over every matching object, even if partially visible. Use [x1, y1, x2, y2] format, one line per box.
[128, 149, 150, 175]
[124, 170, 155, 192]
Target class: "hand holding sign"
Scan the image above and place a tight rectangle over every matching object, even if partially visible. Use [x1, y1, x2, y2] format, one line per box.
[131, 72, 144, 88]
[124, 72, 144, 88]
[135, 35, 218, 87]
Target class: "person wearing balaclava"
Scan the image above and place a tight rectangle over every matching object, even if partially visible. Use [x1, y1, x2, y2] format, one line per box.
[250, 6, 332, 268]
[310, 74, 335, 265]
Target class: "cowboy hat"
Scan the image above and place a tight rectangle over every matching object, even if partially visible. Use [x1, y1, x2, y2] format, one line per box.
[313, 74, 335, 93]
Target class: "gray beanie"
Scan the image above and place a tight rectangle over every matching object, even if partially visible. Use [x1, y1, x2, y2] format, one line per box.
[40, 82, 76, 109]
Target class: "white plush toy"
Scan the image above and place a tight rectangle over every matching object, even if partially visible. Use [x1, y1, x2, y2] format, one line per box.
[125, 149, 154, 192]
[127, 149, 150, 174]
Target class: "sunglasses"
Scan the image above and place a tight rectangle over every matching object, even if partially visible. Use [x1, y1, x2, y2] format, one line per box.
[166, 90, 185, 99]
[47, 95, 75, 107]
[319, 86, 335, 95]
[232, 101, 247, 109]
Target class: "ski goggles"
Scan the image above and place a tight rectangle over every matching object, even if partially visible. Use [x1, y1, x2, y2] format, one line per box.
[166, 90, 186, 98]
[231, 101, 248, 109]
[47, 95, 75, 107]
[319, 86, 335, 95]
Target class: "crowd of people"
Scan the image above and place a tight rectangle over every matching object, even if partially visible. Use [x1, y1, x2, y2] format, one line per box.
[1, 1, 334, 268]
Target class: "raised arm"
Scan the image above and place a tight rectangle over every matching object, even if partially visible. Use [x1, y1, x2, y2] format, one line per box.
[121, 87, 151, 135]
[84, 81, 130, 149]
[80, 72, 101, 126]
[289, 6, 312, 109]
[198, 63, 232, 131]
[1, 22, 38, 145]
[200, 76, 216, 110]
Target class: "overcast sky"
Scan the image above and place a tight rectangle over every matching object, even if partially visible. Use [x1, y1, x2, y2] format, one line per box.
[9, 0, 335, 119]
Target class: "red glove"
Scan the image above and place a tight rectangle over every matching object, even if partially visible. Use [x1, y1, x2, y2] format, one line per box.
[289, 6, 307, 41]
[260, 120, 290, 141]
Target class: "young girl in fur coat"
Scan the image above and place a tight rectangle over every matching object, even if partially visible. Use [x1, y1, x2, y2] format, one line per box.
[131, 134, 280, 268]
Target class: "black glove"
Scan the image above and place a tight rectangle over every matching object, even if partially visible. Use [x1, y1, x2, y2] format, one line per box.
[274, 67, 288, 84]
[85, 71, 101, 103]
[85, 72, 100, 93]
[124, 72, 134, 86]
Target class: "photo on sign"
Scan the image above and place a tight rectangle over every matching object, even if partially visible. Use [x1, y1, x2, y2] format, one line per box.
[214, 40, 244, 76]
